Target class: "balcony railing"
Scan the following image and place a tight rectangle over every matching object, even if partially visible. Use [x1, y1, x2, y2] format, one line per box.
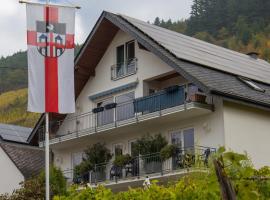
[38, 85, 211, 143]
[63, 146, 216, 185]
[111, 58, 137, 80]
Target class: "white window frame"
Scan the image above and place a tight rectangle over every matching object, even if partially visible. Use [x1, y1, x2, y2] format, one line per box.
[169, 127, 195, 148]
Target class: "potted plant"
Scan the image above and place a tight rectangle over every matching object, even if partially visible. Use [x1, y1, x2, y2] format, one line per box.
[132, 134, 168, 174]
[113, 154, 132, 168]
[74, 143, 112, 183]
[189, 93, 206, 103]
[160, 144, 178, 161]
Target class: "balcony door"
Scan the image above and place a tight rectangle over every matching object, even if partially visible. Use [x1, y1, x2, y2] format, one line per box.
[116, 45, 125, 77]
[126, 41, 135, 74]
[171, 128, 194, 150]
[97, 98, 114, 126]
[116, 92, 135, 121]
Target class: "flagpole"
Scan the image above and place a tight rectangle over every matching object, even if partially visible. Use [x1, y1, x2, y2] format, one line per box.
[45, 0, 50, 198]
[45, 112, 50, 200]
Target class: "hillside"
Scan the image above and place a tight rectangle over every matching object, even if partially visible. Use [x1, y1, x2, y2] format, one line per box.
[0, 45, 81, 94]
[0, 88, 40, 127]
[154, 0, 270, 62]
[1, 0, 270, 127]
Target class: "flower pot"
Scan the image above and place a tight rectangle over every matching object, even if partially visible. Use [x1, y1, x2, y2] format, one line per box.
[190, 93, 206, 103]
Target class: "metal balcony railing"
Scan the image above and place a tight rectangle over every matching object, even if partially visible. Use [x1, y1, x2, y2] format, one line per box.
[38, 85, 211, 143]
[111, 58, 137, 80]
[63, 146, 216, 185]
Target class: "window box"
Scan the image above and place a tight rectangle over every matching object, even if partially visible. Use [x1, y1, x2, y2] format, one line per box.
[190, 93, 206, 103]
[92, 107, 104, 113]
[104, 102, 117, 110]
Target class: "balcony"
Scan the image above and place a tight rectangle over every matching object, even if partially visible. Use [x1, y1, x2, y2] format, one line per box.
[38, 85, 213, 146]
[111, 58, 137, 80]
[62, 146, 216, 188]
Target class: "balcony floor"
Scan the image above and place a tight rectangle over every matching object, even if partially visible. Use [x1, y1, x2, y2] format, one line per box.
[41, 102, 213, 148]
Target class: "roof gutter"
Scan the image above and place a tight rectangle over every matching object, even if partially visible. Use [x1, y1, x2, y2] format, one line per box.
[210, 89, 270, 111]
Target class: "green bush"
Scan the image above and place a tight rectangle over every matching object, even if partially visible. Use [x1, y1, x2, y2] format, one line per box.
[160, 144, 177, 161]
[74, 143, 112, 181]
[54, 148, 270, 200]
[0, 166, 66, 200]
[132, 134, 168, 156]
[113, 154, 132, 167]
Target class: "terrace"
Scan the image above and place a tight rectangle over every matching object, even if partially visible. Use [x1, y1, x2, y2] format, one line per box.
[63, 146, 216, 188]
[39, 83, 214, 146]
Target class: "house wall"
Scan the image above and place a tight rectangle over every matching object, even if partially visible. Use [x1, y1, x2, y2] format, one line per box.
[57, 30, 183, 136]
[223, 101, 270, 168]
[52, 96, 225, 174]
[0, 147, 24, 194]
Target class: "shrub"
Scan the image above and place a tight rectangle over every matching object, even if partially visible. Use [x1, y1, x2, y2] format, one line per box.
[0, 166, 66, 200]
[132, 134, 168, 156]
[54, 148, 270, 200]
[160, 144, 177, 161]
[74, 143, 112, 181]
[113, 154, 132, 167]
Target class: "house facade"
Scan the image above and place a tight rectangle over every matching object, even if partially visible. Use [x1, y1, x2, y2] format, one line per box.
[0, 124, 44, 194]
[32, 12, 270, 187]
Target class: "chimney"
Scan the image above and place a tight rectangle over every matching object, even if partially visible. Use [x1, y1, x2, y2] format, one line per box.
[247, 52, 259, 59]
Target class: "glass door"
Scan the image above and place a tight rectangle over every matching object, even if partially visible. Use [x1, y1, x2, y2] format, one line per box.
[97, 98, 114, 126]
[126, 41, 135, 74]
[116, 45, 125, 77]
[116, 92, 135, 121]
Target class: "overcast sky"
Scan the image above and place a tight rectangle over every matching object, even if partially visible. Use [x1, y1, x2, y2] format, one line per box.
[0, 0, 192, 57]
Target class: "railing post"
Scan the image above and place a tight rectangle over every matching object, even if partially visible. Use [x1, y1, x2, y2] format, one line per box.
[114, 107, 117, 128]
[94, 113, 97, 132]
[159, 95, 162, 116]
[184, 84, 188, 110]
[94, 164, 97, 185]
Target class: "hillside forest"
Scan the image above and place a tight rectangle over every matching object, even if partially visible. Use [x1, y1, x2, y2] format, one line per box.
[0, 0, 270, 127]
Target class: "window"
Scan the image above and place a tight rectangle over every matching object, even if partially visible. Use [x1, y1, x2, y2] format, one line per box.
[239, 77, 265, 92]
[171, 128, 194, 149]
[72, 152, 83, 168]
[113, 41, 136, 80]
[114, 144, 124, 157]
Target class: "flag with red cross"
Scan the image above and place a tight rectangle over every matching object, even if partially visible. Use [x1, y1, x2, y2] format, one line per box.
[26, 3, 75, 113]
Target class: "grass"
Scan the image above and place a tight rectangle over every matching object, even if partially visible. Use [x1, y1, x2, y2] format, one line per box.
[0, 88, 40, 127]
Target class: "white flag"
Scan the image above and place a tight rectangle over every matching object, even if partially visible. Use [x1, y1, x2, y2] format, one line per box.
[26, 3, 75, 114]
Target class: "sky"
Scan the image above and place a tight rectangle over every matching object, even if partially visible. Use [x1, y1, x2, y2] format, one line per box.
[0, 0, 192, 57]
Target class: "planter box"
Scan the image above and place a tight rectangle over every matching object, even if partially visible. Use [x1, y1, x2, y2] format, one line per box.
[190, 93, 206, 103]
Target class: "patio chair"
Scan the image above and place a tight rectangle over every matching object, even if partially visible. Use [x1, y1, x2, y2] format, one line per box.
[110, 165, 122, 180]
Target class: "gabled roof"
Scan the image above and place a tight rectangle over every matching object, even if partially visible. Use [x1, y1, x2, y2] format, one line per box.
[0, 123, 32, 144]
[102, 12, 270, 108]
[121, 15, 270, 85]
[0, 141, 44, 179]
[30, 11, 270, 141]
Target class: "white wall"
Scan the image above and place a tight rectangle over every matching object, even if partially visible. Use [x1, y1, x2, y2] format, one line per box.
[223, 101, 270, 168]
[53, 96, 225, 173]
[57, 30, 178, 136]
[0, 147, 24, 194]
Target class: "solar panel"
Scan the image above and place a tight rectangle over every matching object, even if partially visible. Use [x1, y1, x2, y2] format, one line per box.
[0, 124, 32, 143]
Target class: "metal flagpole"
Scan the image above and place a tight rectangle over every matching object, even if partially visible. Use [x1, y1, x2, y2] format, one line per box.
[45, 0, 50, 198]
[45, 112, 50, 200]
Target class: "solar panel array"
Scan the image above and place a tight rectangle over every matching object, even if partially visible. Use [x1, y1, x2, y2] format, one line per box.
[121, 15, 270, 85]
[0, 124, 32, 143]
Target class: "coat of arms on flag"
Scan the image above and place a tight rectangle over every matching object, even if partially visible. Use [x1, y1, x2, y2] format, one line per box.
[26, 4, 75, 114]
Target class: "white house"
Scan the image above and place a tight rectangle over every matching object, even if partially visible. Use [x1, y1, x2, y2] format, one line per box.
[30, 11, 270, 189]
[0, 124, 44, 194]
